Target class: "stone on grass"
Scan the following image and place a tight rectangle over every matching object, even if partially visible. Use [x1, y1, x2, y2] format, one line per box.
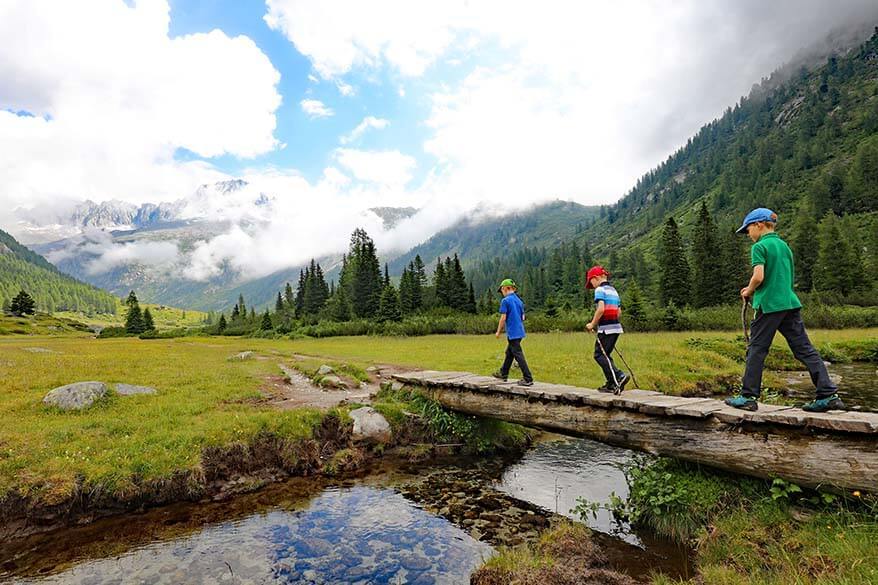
[319, 374, 348, 389]
[229, 351, 254, 361]
[43, 382, 108, 410]
[349, 407, 392, 443]
[317, 364, 334, 376]
[115, 383, 157, 396]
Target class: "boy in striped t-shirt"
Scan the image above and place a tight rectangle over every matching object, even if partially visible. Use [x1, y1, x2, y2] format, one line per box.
[585, 266, 629, 393]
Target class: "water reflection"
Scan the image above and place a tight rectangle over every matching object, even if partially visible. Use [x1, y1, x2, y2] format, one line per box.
[10, 486, 491, 585]
[780, 361, 878, 411]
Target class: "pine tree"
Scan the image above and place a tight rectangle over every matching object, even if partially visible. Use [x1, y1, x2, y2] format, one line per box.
[275, 292, 284, 313]
[449, 254, 468, 311]
[294, 270, 306, 317]
[125, 290, 139, 307]
[238, 294, 246, 318]
[10, 289, 36, 316]
[412, 255, 426, 309]
[814, 213, 849, 295]
[217, 314, 227, 333]
[465, 283, 477, 314]
[377, 285, 401, 322]
[142, 308, 155, 331]
[261, 310, 273, 330]
[383, 263, 391, 288]
[231, 304, 240, 321]
[398, 266, 416, 315]
[125, 298, 144, 334]
[434, 258, 448, 307]
[790, 202, 819, 292]
[691, 201, 724, 308]
[721, 229, 750, 303]
[328, 283, 352, 321]
[658, 217, 691, 307]
[624, 280, 646, 325]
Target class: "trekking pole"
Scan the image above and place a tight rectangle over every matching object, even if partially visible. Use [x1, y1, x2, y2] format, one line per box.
[741, 298, 751, 343]
[612, 344, 639, 389]
[594, 333, 621, 395]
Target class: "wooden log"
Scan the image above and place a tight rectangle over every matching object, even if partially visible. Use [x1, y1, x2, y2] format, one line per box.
[421, 386, 878, 492]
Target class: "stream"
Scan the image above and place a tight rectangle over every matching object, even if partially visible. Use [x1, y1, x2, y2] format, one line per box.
[0, 438, 691, 584]
[779, 361, 877, 411]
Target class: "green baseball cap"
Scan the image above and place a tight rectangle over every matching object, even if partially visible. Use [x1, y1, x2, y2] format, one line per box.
[497, 278, 517, 292]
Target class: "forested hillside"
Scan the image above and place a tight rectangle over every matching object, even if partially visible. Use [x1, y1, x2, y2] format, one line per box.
[0, 229, 118, 315]
[468, 27, 878, 310]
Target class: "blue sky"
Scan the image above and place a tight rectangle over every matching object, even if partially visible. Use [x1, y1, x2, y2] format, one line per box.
[168, 0, 435, 186]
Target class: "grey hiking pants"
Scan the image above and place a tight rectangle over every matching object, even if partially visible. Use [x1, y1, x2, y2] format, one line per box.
[742, 308, 836, 399]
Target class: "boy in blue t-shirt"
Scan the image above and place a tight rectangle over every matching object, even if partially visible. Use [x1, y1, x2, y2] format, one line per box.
[492, 278, 534, 387]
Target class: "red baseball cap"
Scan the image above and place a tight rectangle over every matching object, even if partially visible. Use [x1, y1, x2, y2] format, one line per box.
[585, 265, 609, 289]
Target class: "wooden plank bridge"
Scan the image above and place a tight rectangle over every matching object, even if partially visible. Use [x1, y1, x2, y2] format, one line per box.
[391, 370, 878, 493]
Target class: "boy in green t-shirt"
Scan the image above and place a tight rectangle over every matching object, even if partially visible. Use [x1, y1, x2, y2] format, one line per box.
[724, 208, 844, 413]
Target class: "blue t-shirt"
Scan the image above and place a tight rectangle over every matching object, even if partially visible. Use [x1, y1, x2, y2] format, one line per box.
[499, 294, 526, 340]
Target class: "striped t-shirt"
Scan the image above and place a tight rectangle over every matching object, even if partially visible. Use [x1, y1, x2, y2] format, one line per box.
[594, 282, 623, 334]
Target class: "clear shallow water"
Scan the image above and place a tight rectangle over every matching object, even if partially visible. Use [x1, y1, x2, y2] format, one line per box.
[780, 361, 878, 411]
[2, 442, 692, 584]
[6, 484, 491, 585]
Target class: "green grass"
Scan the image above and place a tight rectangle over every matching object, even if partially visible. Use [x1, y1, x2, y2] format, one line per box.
[56, 301, 208, 330]
[0, 336, 323, 501]
[0, 313, 94, 336]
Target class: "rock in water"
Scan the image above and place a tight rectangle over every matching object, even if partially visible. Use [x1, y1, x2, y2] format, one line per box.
[115, 383, 157, 396]
[317, 364, 334, 375]
[43, 382, 108, 410]
[349, 407, 392, 443]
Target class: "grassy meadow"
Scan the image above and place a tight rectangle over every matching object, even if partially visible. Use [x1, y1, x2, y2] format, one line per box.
[1, 328, 876, 502]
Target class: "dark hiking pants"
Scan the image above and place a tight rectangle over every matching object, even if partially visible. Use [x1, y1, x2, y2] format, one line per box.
[594, 332, 625, 386]
[500, 338, 533, 382]
[742, 308, 836, 400]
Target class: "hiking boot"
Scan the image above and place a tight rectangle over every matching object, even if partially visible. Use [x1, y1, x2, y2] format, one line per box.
[597, 381, 615, 393]
[724, 394, 758, 411]
[517, 379, 534, 387]
[491, 371, 507, 382]
[802, 394, 846, 413]
[616, 373, 630, 392]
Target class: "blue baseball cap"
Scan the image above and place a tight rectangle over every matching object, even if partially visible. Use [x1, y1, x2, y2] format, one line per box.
[736, 208, 778, 234]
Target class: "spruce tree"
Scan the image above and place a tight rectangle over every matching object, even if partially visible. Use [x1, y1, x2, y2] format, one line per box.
[231, 304, 240, 321]
[125, 290, 139, 307]
[434, 258, 448, 308]
[465, 282, 477, 314]
[217, 314, 227, 333]
[276, 292, 284, 313]
[238, 294, 246, 318]
[658, 217, 690, 307]
[295, 270, 306, 317]
[142, 308, 155, 331]
[10, 289, 36, 316]
[399, 267, 415, 315]
[790, 202, 819, 292]
[328, 283, 352, 321]
[377, 285, 401, 322]
[624, 280, 646, 325]
[412, 255, 426, 309]
[284, 282, 295, 310]
[691, 201, 724, 308]
[384, 263, 391, 288]
[261, 310, 273, 330]
[449, 254, 468, 311]
[125, 299, 144, 334]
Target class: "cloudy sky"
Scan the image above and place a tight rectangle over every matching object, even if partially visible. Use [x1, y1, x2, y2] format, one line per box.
[2, 0, 877, 279]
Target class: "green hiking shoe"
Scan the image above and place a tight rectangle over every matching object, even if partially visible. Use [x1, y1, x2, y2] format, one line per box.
[802, 394, 845, 413]
[724, 394, 758, 411]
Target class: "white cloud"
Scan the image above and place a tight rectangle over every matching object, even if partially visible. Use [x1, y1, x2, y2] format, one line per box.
[0, 0, 281, 226]
[340, 116, 390, 144]
[334, 148, 415, 187]
[335, 80, 355, 96]
[268, 0, 878, 206]
[300, 98, 334, 118]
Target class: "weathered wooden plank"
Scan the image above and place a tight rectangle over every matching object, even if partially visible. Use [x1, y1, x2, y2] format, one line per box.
[713, 404, 794, 425]
[608, 390, 667, 410]
[669, 399, 727, 418]
[636, 396, 722, 416]
[425, 387, 878, 492]
[579, 392, 618, 408]
[803, 411, 878, 434]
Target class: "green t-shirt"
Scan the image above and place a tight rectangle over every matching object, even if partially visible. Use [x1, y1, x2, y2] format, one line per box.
[750, 232, 802, 314]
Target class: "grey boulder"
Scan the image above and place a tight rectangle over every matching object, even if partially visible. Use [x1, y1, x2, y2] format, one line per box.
[317, 364, 334, 376]
[43, 382, 108, 410]
[319, 374, 348, 389]
[349, 407, 392, 443]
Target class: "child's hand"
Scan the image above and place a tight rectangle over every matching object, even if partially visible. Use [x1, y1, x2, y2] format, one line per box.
[495, 331, 501, 339]
[740, 287, 752, 299]
[586, 322, 595, 332]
